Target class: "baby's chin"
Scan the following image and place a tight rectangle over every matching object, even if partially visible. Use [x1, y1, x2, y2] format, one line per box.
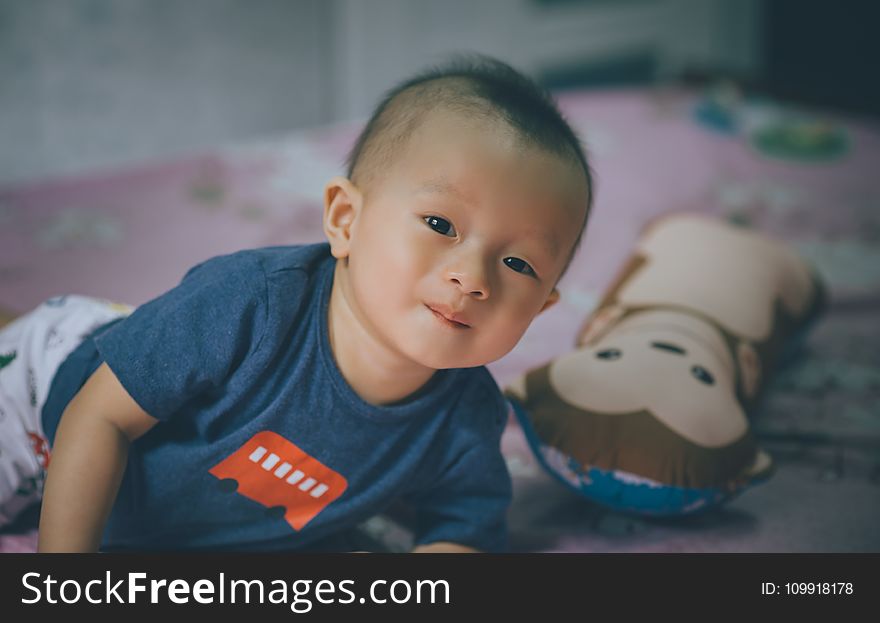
[401, 339, 511, 372]
[389, 309, 523, 370]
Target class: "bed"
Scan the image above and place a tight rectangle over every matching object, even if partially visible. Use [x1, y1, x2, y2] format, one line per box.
[2, 86, 878, 552]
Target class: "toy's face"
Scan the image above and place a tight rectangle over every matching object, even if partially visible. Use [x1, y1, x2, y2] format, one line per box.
[550, 309, 749, 447]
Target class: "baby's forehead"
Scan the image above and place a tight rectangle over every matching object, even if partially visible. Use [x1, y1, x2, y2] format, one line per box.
[406, 121, 586, 198]
[367, 106, 588, 223]
[405, 154, 585, 245]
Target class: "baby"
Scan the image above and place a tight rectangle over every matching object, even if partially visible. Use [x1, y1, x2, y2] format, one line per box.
[0, 55, 593, 553]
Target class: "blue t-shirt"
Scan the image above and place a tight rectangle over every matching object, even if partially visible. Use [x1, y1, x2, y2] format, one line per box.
[42, 243, 512, 552]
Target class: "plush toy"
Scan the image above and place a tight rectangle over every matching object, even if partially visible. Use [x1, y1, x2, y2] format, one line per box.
[504, 212, 827, 515]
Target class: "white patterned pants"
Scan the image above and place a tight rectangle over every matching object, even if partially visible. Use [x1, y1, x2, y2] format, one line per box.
[0, 295, 132, 528]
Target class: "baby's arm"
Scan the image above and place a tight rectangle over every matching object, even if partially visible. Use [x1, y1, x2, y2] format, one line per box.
[37, 362, 158, 552]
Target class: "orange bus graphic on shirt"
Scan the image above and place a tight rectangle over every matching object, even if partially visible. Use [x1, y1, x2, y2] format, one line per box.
[208, 431, 348, 531]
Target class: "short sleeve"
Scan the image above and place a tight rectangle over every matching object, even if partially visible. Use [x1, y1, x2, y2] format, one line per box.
[93, 252, 267, 420]
[405, 397, 513, 553]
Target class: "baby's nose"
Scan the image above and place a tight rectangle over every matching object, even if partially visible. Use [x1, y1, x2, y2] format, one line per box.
[444, 247, 492, 299]
[446, 259, 490, 299]
[449, 274, 489, 299]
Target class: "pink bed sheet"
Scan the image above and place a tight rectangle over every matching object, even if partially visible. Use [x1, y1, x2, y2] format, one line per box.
[2, 87, 878, 552]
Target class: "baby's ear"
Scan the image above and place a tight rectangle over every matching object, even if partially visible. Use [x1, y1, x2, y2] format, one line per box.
[323, 176, 362, 259]
[538, 288, 560, 315]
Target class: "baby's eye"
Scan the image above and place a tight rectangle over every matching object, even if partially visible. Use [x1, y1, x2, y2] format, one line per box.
[503, 257, 536, 277]
[424, 216, 456, 237]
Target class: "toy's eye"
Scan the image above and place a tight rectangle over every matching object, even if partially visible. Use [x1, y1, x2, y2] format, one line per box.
[691, 365, 715, 385]
[595, 348, 622, 360]
[424, 216, 455, 236]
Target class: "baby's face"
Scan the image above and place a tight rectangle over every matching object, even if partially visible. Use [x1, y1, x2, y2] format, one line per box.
[341, 110, 586, 370]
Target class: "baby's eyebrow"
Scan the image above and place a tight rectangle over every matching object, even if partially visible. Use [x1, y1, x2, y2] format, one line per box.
[533, 231, 561, 262]
[416, 177, 468, 202]
[416, 176, 561, 262]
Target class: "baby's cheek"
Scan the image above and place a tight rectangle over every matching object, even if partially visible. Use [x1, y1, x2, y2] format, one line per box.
[488, 316, 531, 355]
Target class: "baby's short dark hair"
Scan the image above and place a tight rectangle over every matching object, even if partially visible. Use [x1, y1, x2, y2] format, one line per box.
[345, 54, 595, 283]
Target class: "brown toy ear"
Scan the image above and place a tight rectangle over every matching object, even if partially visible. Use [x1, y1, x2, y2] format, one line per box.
[736, 340, 761, 400]
[744, 449, 773, 480]
[729, 449, 774, 490]
[575, 253, 647, 348]
[576, 304, 625, 347]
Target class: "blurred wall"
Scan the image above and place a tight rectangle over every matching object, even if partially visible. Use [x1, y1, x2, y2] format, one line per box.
[0, 0, 332, 185]
[762, 0, 880, 117]
[0, 0, 761, 186]
[330, 0, 762, 121]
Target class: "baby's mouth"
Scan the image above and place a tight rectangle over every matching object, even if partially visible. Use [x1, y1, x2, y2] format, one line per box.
[425, 304, 471, 329]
